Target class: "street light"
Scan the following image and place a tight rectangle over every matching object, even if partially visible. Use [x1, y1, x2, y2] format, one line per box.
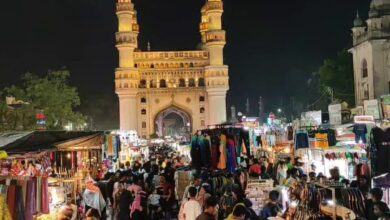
[277, 108, 282, 113]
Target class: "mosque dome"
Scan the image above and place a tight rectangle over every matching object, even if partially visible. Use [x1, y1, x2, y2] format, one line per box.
[354, 11, 364, 27]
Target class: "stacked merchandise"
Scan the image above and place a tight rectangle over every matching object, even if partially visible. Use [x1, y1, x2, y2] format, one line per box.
[174, 169, 192, 200]
[245, 179, 274, 215]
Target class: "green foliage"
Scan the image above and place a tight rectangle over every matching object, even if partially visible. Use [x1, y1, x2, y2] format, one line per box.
[318, 49, 355, 106]
[0, 69, 87, 131]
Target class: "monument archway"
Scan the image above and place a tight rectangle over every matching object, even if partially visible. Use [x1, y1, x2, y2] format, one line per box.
[154, 106, 192, 138]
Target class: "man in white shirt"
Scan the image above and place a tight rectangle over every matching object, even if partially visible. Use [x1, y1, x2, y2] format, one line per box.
[182, 176, 201, 202]
[181, 186, 202, 220]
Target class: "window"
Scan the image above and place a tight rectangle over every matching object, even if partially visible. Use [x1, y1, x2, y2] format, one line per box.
[188, 78, 196, 87]
[160, 79, 167, 88]
[201, 120, 205, 126]
[141, 109, 146, 115]
[141, 97, 146, 103]
[199, 96, 205, 102]
[179, 78, 186, 87]
[200, 107, 205, 114]
[189, 62, 194, 67]
[139, 80, 147, 88]
[150, 64, 154, 68]
[198, 78, 205, 87]
[362, 59, 368, 78]
[150, 80, 156, 88]
[142, 122, 147, 128]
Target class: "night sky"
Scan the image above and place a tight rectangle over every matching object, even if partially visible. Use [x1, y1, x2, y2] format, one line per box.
[0, 0, 371, 128]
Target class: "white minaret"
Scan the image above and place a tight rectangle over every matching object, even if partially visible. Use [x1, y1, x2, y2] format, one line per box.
[115, 0, 140, 130]
[201, 0, 229, 125]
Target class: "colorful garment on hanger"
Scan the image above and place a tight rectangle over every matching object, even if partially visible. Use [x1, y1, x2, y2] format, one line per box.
[217, 134, 227, 170]
[226, 137, 237, 173]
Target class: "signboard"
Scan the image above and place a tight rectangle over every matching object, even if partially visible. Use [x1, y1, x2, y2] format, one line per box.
[328, 104, 342, 125]
[351, 106, 364, 117]
[301, 111, 322, 126]
[381, 95, 390, 119]
[364, 99, 381, 119]
[35, 110, 46, 130]
[354, 115, 375, 124]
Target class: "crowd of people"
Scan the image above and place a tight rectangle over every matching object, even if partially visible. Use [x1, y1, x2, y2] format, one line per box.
[60, 144, 390, 220]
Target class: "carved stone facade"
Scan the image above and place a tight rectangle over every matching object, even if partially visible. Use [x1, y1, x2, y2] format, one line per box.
[350, 0, 390, 106]
[115, 0, 229, 138]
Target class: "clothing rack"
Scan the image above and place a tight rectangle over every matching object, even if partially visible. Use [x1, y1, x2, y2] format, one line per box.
[315, 182, 337, 220]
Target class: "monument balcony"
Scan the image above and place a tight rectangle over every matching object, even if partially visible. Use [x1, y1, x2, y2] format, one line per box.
[134, 51, 209, 60]
[205, 1, 223, 12]
[116, 32, 137, 45]
[116, 2, 134, 12]
[205, 30, 226, 43]
[200, 22, 209, 32]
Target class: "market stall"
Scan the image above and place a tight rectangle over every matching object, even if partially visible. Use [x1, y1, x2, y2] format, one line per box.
[296, 146, 367, 179]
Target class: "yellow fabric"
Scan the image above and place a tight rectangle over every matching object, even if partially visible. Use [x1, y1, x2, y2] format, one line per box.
[0, 151, 8, 160]
[217, 134, 227, 170]
[0, 195, 11, 220]
[37, 214, 53, 220]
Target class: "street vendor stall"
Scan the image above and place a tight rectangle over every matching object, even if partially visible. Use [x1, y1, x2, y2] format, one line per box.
[296, 146, 367, 180]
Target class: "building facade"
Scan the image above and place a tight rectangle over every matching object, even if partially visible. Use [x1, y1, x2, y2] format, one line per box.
[350, 0, 390, 106]
[115, 0, 229, 138]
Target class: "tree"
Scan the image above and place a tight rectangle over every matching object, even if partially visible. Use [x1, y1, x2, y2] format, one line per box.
[318, 49, 355, 106]
[1, 69, 87, 131]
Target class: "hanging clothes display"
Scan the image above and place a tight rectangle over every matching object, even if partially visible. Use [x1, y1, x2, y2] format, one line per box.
[1, 176, 49, 220]
[295, 131, 309, 149]
[370, 126, 390, 175]
[353, 123, 367, 143]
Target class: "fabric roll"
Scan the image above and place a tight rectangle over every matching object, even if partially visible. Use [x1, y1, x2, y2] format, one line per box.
[24, 178, 36, 220]
[36, 177, 42, 213]
[6, 185, 15, 220]
[0, 194, 12, 220]
[17, 180, 27, 207]
[15, 186, 25, 220]
[107, 135, 114, 155]
[218, 134, 227, 170]
[41, 177, 49, 214]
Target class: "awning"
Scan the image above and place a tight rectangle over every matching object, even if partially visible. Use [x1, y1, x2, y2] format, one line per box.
[0, 131, 103, 155]
[55, 133, 103, 151]
[373, 173, 390, 188]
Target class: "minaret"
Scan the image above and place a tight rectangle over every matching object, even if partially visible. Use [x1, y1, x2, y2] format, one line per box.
[245, 98, 250, 116]
[351, 11, 366, 46]
[115, 0, 140, 130]
[258, 96, 264, 122]
[230, 105, 237, 123]
[201, 0, 229, 125]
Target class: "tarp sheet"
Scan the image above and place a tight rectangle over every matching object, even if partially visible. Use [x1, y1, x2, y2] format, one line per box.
[0, 131, 103, 154]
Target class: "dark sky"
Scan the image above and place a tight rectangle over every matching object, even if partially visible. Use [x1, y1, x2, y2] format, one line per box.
[0, 0, 371, 127]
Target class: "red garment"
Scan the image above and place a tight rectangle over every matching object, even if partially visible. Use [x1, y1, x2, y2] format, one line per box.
[7, 185, 16, 220]
[249, 164, 262, 176]
[41, 177, 50, 214]
[161, 182, 174, 203]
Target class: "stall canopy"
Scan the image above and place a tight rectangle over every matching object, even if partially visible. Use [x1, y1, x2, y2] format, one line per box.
[0, 131, 104, 154]
[374, 173, 390, 188]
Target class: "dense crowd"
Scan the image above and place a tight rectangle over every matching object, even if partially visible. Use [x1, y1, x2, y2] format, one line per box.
[58, 144, 390, 220]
